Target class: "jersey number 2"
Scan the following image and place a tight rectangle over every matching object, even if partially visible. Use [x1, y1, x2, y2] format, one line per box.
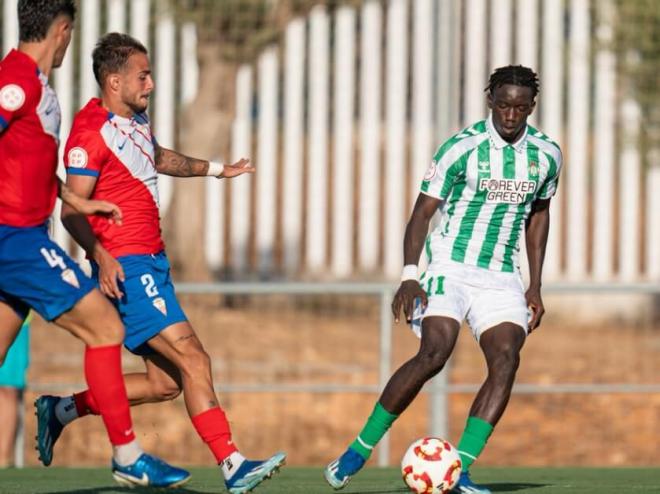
[140, 274, 159, 298]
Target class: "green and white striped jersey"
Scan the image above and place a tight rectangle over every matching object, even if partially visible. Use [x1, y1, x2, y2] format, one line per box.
[420, 116, 562, 273]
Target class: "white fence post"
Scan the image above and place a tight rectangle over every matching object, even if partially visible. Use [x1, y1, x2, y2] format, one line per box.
[592, 0, 616, 281]
[306, 6, 330, 273]
[283, 18, 305, 275]
[106, 0, 126, 33]
[619, 98, 641, 281]
[358, 1, 382, 272]
[231, 66, 253, 274]
[490, 0, 512, 69]
[647, 160, 660, 280]
[411, 0, 433, 206]
[464, 0, 486, 124]
[384, 0, 408, 279]
[2, 0, 18, 55]
[180, 23, 199, 106]
[256, 48, 279, 274]
[154, 6, 175, 214]
[541, 0, 565, 281]
[566, 0, 590, 280]
[332, 7, 356, 278]
[130, 0, 150, 47]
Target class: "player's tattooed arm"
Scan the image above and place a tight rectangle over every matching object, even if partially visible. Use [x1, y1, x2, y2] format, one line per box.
[525, 197, 551, 331]
[57, 178, 122, 225]
[154, 144, 255, 178]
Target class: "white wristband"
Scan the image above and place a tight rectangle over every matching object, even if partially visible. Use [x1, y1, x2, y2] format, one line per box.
[207, 161, 224, 177]
[401, 264, 419, 282]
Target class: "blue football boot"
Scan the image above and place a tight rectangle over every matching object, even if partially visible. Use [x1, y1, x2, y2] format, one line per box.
[452, 471, 492, 494]
[225, 452, 286, 494]
[35, 395, 65, 466]
[323, 448, 366, 490]
[112, 453, 191, 488]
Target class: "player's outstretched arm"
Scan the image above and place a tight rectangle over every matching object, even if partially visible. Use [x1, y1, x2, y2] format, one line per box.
[525, 197, 551, 331]
[391, 194, 443, 323]
[57, 178, 122, 225]
[154, 144, 255, 178]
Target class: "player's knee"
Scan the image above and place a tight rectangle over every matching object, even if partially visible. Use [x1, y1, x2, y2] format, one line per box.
[180, 347, 211, 378]
[413, 348, 450, 377]
[152, 380, 182, 402]
[488, 346, 521, 377]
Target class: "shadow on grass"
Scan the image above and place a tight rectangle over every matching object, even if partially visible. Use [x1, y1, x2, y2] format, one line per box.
[42, 487, 205, 494]
[489, 483, 550, 492]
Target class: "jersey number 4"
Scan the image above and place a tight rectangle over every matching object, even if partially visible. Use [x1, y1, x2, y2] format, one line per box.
[40, 248, 67, 270]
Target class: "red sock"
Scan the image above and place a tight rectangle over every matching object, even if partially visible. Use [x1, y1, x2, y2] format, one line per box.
[73, 390, 100, 417]
[191, 407, 238, 463]
[84, 344, 135, 446]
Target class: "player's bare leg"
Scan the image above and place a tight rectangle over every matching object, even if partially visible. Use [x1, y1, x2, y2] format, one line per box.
[452, 322, 525, 494]
[325, 317, 460, 489]
[36, 290, 189, 487]
[380, 317, 460, 413]
[145, 322, 285, 493]
[0, 302, 24, 366]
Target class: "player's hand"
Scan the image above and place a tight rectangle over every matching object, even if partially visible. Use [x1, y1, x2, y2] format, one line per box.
[218, 158, 255, 178]
[95, 249, 125, 299]
[73, 198, 123, 226]
[391, 280, 427, 324]
[525, 286, 545, 332]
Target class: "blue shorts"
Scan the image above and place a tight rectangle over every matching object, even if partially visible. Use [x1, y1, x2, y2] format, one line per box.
[0, 224, 95, 321]
[0, 320, 30, 389]
[92, 252, 187, 356]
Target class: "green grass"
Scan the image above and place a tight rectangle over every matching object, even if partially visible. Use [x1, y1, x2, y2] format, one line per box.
[1, 467, 658, 493]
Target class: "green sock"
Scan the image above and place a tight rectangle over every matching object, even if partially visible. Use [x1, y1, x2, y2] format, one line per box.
[456, 416, 494, 472]
[349, 402, 398, 460]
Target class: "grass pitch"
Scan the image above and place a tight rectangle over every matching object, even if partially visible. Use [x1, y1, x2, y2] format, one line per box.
[1, 467, 658, 493]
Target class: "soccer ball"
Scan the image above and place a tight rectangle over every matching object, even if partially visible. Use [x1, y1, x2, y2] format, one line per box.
[401, 437, 462, 494]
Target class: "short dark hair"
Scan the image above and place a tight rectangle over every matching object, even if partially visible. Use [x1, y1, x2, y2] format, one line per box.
[92, 33, 148, 86]
[486, 65, 540, 98]
[18, 0, 76, 42]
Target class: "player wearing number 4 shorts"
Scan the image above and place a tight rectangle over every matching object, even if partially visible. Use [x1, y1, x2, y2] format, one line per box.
[325, 65, 562, 493]
[2, 1, 188, 488]
[34, 33, 285, 493]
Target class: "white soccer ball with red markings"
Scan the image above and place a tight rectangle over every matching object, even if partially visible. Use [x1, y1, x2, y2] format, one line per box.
[401, 437, 462, 494]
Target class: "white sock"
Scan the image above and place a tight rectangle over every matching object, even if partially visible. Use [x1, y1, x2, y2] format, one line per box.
[113, 440, 143, 467]
[54, 396, 79, 426]
[221, 451, 246, 480]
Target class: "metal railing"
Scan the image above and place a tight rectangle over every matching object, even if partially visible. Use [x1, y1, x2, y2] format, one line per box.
[17, 281, 660, 468]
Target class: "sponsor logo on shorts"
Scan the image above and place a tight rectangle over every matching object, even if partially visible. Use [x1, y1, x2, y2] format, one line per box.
[479, 178, 536, 204]
[0, 84, 25, 111]
[152, 297, 167, 316]
[61, 268, 80, 288]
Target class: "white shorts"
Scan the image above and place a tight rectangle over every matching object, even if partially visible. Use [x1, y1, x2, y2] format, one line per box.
[411, 261, 530, 341]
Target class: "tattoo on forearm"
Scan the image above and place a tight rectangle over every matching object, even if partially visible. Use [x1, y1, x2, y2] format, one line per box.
[155, 147, 208, 177]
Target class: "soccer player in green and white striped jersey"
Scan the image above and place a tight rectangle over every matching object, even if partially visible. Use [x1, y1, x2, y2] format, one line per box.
[325, 66, 561, 494]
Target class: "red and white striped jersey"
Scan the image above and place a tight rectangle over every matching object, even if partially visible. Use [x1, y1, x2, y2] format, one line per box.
[64, 98, 164, 257]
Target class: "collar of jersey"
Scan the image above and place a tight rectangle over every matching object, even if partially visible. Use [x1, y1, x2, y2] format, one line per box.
[486, 114, 528, 153]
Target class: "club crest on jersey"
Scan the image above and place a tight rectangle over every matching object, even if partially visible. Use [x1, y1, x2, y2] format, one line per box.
[68, 147, 88, 168]
[423, 162, 437, 181]
[528, 161, 539, 177]
[61, 268, 80, 288]
[0, 84, 25, 111]
[152, 297, 167, 316]
[479, 178, 537, 204]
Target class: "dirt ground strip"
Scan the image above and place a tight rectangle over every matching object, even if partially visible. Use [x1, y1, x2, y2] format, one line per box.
[22, 293, 660, 467]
